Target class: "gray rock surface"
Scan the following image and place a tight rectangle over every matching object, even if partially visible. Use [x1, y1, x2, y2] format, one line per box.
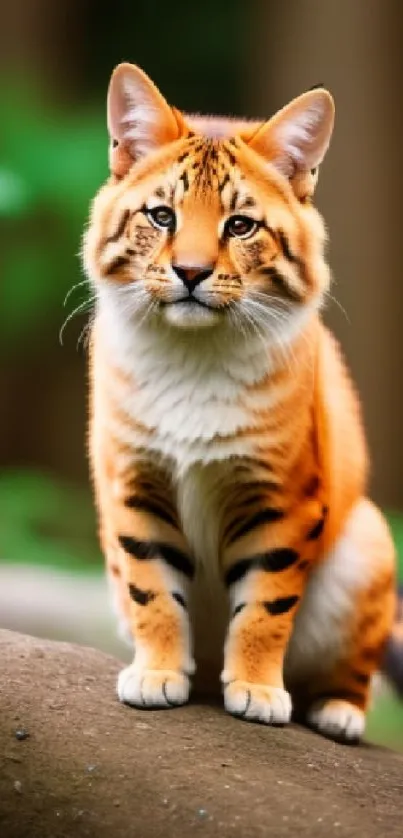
[1, 629, 402, 837]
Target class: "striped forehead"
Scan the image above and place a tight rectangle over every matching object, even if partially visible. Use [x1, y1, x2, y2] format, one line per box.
[151, 138, 258, 213]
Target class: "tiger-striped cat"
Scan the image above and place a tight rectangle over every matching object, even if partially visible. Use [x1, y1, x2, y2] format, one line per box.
[83, 62, 398, 742]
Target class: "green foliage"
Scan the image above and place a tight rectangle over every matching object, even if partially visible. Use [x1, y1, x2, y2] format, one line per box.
[0, 469, 100, 572]
[367, 689, 403, 750]
[0, 85, 106, 343]
[387, 512, 403, 579]
[1, 87, 106, 218]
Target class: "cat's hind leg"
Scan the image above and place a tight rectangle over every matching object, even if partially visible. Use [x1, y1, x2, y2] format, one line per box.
[286, 498, 396, 743]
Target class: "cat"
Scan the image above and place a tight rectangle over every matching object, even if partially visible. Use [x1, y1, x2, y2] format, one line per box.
[83, 62, 400, 742]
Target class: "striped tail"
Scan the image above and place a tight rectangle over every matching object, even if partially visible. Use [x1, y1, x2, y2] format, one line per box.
[382, 586, 403, 696]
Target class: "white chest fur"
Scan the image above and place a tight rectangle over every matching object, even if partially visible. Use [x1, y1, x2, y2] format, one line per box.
[99, 306, 283, 465]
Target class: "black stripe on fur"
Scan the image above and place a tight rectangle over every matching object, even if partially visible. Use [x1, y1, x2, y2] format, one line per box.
[225, 548, 299, 587]
[118, 536, 195, 579]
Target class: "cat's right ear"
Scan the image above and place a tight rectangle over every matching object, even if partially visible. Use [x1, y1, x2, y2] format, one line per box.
[107, 63, 184, 177]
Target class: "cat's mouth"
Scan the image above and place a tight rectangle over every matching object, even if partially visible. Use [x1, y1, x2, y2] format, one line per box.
[159, 295, 223, 330]
[161, 296, 217, 311]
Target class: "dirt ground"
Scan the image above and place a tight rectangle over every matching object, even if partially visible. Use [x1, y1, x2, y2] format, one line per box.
[0, 629, 402, 838]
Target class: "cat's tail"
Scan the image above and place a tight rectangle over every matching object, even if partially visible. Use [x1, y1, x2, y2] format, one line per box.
[382, 586, 403, 696]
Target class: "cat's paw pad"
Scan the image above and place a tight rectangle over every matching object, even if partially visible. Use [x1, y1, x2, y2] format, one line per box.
[224, 681, 292, 725]
[117, 666, 190, 709]
[307, 699, 365, 743]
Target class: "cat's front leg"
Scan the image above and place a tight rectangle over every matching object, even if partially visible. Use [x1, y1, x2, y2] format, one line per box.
[117, 533, 195, 709]
[100, 472, 196, 710]
[221, 497, 325, 725]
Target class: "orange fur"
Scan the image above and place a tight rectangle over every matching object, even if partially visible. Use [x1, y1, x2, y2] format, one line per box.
[83, 63, 398, 741]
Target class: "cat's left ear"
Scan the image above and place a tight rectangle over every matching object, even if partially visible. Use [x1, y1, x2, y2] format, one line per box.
[107, 62, 185, 177]
[246, 88, 334, 199]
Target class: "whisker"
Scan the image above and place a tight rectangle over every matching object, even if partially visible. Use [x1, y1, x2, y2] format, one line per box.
[63, 280, 90, 308]
[324, 290, 350, 324]
[237, 295, 312, 375]
[76, 312, 95, 352]
[59, 298, 95, 346]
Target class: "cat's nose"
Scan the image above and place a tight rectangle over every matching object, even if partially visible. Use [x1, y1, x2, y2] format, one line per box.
[172, 263, 215, 293]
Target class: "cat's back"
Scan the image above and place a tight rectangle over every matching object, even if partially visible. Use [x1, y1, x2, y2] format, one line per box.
[316, 322, 369, 549]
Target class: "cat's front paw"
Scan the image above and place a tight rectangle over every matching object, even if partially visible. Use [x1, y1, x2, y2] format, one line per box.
[224, 680, 292, 725]
[307, 699, 365, 743]
[117, 665, 191, 709]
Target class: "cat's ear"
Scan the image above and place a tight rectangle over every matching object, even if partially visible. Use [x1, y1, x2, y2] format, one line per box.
[246, 88, 334, 199]
[107, 63, 184, 177]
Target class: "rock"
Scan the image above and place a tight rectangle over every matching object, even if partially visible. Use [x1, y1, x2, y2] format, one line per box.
[14, 729, 29, 742]
[0, 629, 402, 838]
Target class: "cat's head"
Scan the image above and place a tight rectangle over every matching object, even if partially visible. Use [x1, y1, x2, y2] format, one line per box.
[84, 63, 334, 338]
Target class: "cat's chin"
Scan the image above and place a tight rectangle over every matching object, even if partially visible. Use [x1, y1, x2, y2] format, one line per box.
[161, 301, 222, 331]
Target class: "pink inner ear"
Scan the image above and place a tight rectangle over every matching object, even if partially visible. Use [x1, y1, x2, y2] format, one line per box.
[245, 90, 334, 177]
[107, 64, 187, 166]
[244, 122, 291, 174]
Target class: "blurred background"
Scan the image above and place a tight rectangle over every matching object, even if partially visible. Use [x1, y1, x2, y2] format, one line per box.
[0, 0, 402, 746]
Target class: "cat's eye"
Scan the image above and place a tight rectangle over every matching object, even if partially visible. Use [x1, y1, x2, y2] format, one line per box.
[146, 205, 176, 231]
[225, 215, 258, 239]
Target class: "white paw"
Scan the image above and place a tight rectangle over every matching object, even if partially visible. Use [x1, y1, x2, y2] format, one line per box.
[117, 665, 190, 709]
[224, 681, 292, 725]
[308, 699, 365, 743]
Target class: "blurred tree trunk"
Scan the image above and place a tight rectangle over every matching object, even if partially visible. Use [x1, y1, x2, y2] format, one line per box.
[0, 0, 90, 98]
[247, 0, 403, 508]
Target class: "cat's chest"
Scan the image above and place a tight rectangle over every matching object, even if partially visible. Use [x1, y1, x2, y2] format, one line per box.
[134, 368, 255, 466]
[114, 325, 277, 470]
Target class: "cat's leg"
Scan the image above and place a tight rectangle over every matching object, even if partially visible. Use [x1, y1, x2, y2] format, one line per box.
[288, 498, 396, 743]
[221, 487, 325, 725]
[99, 465, 195, 709]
